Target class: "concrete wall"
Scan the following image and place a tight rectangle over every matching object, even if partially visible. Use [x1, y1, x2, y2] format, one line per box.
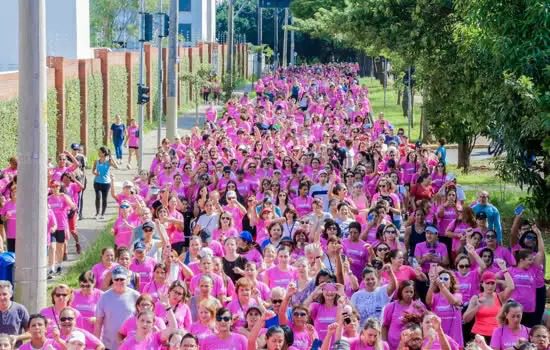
[0, 0, 92, 71]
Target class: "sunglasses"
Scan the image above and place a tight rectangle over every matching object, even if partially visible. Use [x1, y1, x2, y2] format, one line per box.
[438, 276, 450, 282]
[113, 278, 126, 282]
[271, 299, 283, 304]
[120, 205, 130, 209]
[216, 316, 232, 322]
[55, 293, 69, 297]
[60, 317, 74, 322]
[221, 217, 231, 221]
[377, 247, 389, 252]
[458, 264, 470, 269]
[385, 230, 397, 234]
[293, 312, 307, 317]
[80, 283, 91, 288]
[143, 228, 153, 232]
[486, 235, 496, 239]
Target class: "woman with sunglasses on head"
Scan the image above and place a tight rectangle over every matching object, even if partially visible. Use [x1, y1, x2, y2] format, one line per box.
[112, 200, 139, 250]
[57, 307, 104, 349]
[71, 271, 104, 334]
[490, 301, 529, 350]
[382, 280, 426, 350]
[202, 308, 248, 350]
[426, 269, 464, 347]
[118, 307, 176, 350]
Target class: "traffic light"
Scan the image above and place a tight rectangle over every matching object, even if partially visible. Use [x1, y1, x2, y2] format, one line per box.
[162, 13, 170, 37]
[137, 84, 150, 104]
[141, 13, 154, 42]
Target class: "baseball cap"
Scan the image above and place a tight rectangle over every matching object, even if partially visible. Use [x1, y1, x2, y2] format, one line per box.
[67, 330, 86, 345]
[133, 241, 146, 252]
[70, 143, 81, 151]
[280, 237, 294, 245]
[119, 201, 131, 209]
[142, 221, 154, 230]
[481, 271, 496, 283]
[112, 266, 129, 280]
[425, 225, 438, 234]
[239, 231, 253, 243]
[122, 180, 134, 188]
[476, 212, 488, 220]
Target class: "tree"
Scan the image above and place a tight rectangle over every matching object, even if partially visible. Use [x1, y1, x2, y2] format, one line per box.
[180, 64, 214, 125]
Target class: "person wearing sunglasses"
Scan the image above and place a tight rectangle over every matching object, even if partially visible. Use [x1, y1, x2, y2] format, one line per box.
[476, 229, 515, 268]
[71, 271, 104, 334]
[40, 284, 82, 336]
[426, 269, 464, 347]
[278, 284, 318, 350]
[112, 201, 139, 250]
[202, 308, 247, 350]
[57, 307, 104, 349]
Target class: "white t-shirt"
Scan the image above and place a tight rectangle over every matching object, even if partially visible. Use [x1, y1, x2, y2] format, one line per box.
[350, 285, 390, 327]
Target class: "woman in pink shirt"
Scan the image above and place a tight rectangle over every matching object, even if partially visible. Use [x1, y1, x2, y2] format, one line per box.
[279, 286, 319, 350]
[189, 254, 227, 302]
[118, 294, 166, 343]
[351, 318, 390, 350]
[305, 282, 344, 340]
[292, 182, 313, 218]
[154, 280, 192, 330]
[40, 284, 83, 335]
[200, 308, 248, 350]
[118, 308, 176, 350]
[112, 201, 138, 248]
[382, 280, 426, 350]
[213, 211, 239, 242]
[226, 277, 261, 328]
[71, 271, 104, 333]
[263, 247, 297, 289]
[490, 301, 530, 350]
[188, 299, 217, 340]
[48, 180, 76, 274]
[380, 250, 426, 286]
[125, 118, 140, 169]
[426, 269, 464, 347]
[91, 247, 116, 289]
[0, 186, 17, 252]
[141, 263, 169, 302]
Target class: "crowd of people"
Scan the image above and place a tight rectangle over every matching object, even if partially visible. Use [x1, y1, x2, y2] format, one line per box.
[0, 63, 548, 350]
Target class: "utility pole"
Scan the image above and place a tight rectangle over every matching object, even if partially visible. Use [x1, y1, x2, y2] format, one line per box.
[166, 0, 178, 139]
[156, 0, 164, 146]
[137, 0, 145, 170]
[282, 8, 288, 68]
[383, 58, 387, 108]
[256, 0, 262, 77]
[226, 0, 235, 85]
[274, 8, 279, 68]
[290, 14, 295, 66]
[16, 0, 48, 312]
[407, 66, 412, 139]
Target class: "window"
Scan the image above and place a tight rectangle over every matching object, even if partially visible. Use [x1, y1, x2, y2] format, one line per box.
[179, 0, 191, 11]
[178, 24, 192, 41]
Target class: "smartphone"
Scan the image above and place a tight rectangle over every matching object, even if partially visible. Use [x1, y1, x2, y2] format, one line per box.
[311, 339, 323, 350]
[514, 204, 525, 216]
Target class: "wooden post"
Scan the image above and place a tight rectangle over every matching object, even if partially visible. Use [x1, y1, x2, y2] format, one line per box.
[52, 56, 65, 154]
[198, 43, 204, 64]
[125, 52, 134, 124]
[78, 59, 89, 155]
[188, 48, 193, 100]
[96, 49, 110, 145]
[221, 44, 226, 77]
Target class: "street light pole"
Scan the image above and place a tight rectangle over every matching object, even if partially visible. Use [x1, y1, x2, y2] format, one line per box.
[226, 0, 234, 85]
[16, 0, 48, 312]
[138, 0, 145, 170]
[290, 14, 295, 66]
[156, 0, 164, 146]
[273, 8, 279, 68]
[282, 7, 288, 68]
[256, 0, 263, 77]
[166, 0, 178, 139]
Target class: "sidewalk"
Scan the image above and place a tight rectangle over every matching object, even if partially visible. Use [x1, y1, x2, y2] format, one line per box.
[50, 105, 215, 282]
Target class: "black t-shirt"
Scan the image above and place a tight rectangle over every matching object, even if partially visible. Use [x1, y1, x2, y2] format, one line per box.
[222, 256, 248, 283]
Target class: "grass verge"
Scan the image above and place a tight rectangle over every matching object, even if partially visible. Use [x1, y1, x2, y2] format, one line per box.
[361, 77, 422, 141]
[52, 223, 114, 292]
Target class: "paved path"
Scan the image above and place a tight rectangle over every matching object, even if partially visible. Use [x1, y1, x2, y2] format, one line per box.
[49, 105, 214, 282]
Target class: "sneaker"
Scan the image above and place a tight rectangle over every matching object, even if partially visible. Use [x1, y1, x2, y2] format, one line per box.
[95, 214, 100, 221]
[56, 266, 62, 274]
[75, 242, 81, 255]
[99, 215, 105, 221]
[126, 164, 131, 170]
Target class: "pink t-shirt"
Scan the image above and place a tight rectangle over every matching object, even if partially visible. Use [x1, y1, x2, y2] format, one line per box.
[59, 327, 103, 349]
[129, 257, 157, 289]
[421, 335, 460, 350]
[48, 194, 71, 230]
[454, 269, 480, 303]
[113, 216, 139, 248]
[128, 125, 140, 147]
[71, 288, 104, 333]
[188, 322, 215, 341]
[189, 273, 226, 297]
[490, 325, 530, 350]
[0, 200, 16, 239]
[154, 301, 192, 330]
[342, 238, 369, 278]
[91, 262, 117, 289]
[118, 331, 163, 350]
[507, 266, 536, 312]
[291, 324, 319, 350]
[414, 242, 448, 273]
[141, 281, 169, 303]
[431, 293, 463, 347]
[292, 196, 313, 217]
[226, 298, 258, 328]
[382, 301, 411, 350]
[264, 266, 297, 289]
[310, 302, 337, 340]
[19, 339, 62, 350]
[119, 314, 166, 337]
[200, 332, 248, 350]
[349, 338, 390, 350]
[380, 265, 417, 285]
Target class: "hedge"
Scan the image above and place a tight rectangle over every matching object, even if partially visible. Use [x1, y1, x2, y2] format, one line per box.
[87, 73, 104, 157]
[108, 66, 128, 121]
[65, 78, 81, 148]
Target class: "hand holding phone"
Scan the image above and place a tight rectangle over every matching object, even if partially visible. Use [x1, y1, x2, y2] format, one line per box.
[514, 204, 525, 216]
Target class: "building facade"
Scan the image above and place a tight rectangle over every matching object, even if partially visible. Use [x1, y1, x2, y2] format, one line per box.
[178, 0, 216, 45]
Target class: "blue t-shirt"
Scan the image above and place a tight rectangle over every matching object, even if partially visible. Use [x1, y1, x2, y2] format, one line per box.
[111, 123, 126, 141]
[436, 145, 447, 165]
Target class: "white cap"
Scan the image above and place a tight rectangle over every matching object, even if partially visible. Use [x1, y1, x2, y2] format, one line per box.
[68, 330, 86, 345]
[122, 180, 134, 188]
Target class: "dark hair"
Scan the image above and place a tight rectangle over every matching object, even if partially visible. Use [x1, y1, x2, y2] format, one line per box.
[28, 314, 48, 328]
[314, 269, 336, 286]
[348, 221, 362, 233]
[514, 249, 533, 265]
[266, 325, 286, 342]
[78, 271, 96, 284]
[98, 146, 111, 157]
[215, 307, 231, 319]
[280, 324, 294, 346]
[397, 280, 418, 300]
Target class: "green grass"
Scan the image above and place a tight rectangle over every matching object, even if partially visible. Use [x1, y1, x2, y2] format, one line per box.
[51, 223, 114, 293]
[361, 77, 422, 141]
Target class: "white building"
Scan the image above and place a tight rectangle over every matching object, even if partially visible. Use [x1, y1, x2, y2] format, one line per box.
[178, 0, 216, 45]
[0, 0, 92, 71]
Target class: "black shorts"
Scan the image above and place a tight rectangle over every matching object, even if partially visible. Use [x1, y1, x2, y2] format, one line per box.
[129, 146, 139, 149]
[51, 230, 66, 243]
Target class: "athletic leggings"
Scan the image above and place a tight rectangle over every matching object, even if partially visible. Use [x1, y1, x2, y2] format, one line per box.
[94, 182, 111, 215]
